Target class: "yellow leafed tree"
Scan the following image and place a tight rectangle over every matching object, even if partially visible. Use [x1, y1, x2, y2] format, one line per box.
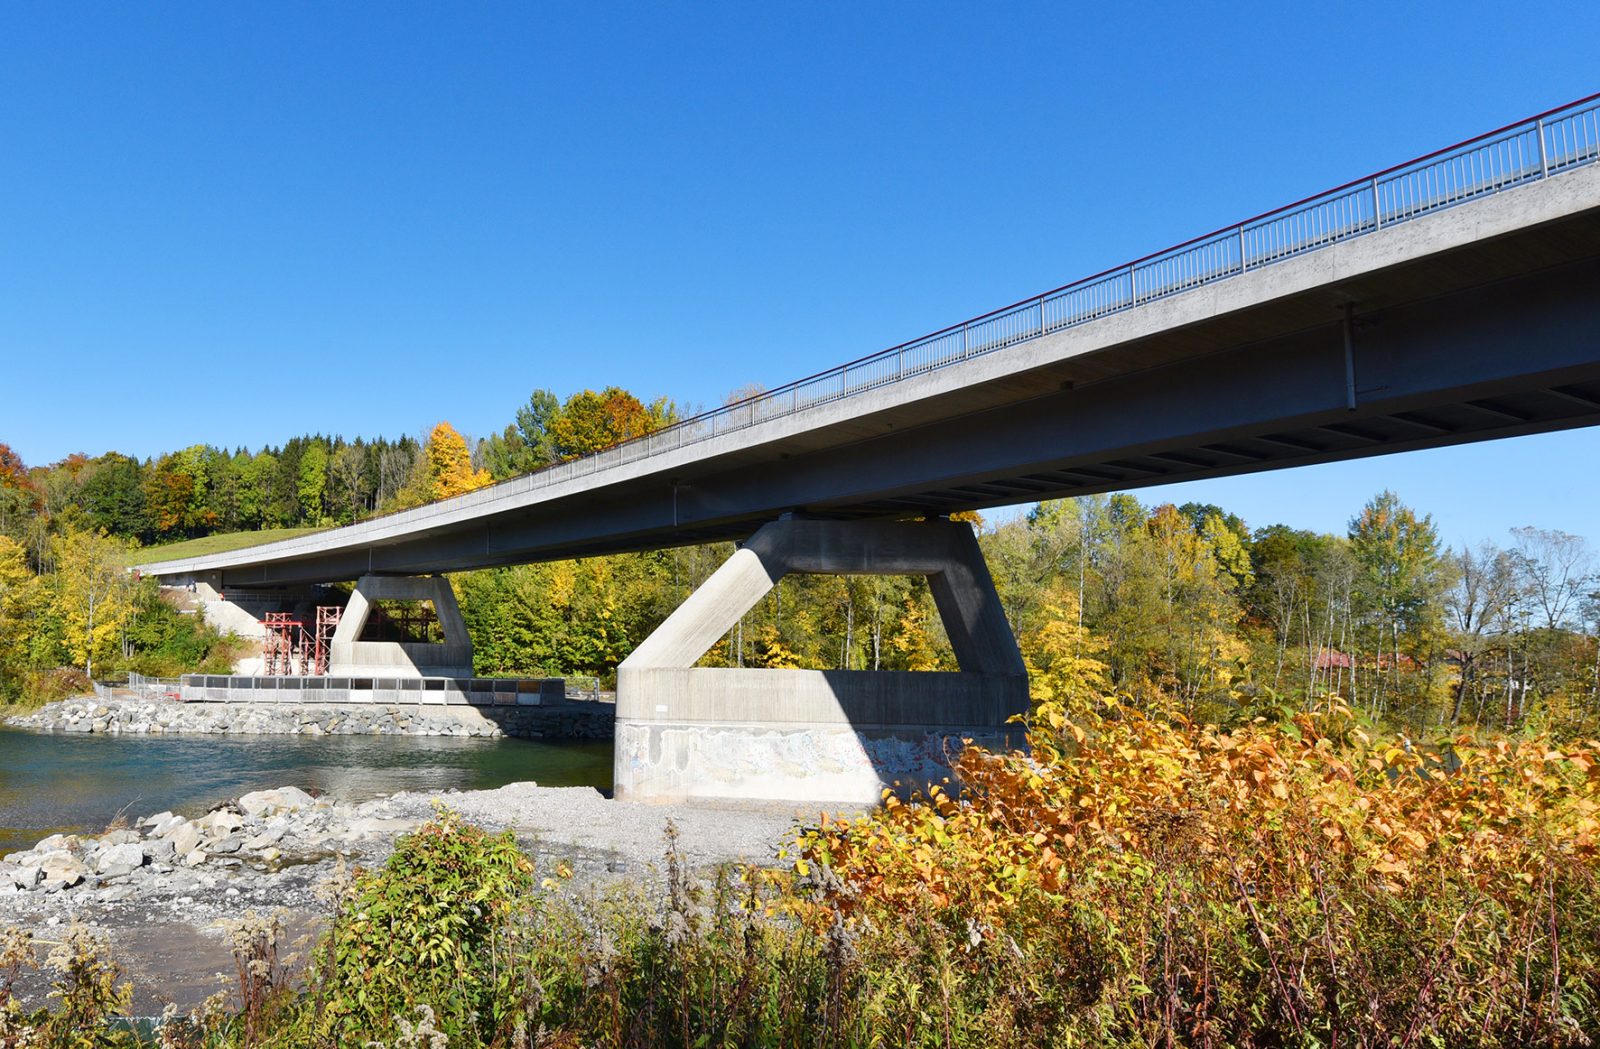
[393, 421, 491, 508]
[1020, 585, 1110, 757]
[51, 528, 137, 678]
[0, 536, 41, 687]
[1022, 585, 1109, 708]
[427, 422, 491, 499]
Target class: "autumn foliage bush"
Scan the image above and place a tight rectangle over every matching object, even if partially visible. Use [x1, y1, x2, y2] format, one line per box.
[799, 699, 1600, 1045]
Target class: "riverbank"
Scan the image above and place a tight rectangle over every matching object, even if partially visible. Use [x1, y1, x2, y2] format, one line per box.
[6, 695, 613, 740]
[0, 781, 814, 1013]
[0, 724, 613, 856]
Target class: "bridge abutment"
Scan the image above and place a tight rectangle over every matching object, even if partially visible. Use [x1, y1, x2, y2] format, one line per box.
[614, 519, 1028, 804]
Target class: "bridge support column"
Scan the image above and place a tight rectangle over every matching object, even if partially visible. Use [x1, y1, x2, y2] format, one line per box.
[329, 574, 474, 678]
[615, 519, 1028, 805]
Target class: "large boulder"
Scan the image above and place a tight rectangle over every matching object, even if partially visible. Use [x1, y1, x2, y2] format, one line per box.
[96, 842, 146, 872]
[168, 822, 202, 856]
[38, 853, 87, 891]
[208, 834, 243, 856]
[238, 786, 315, 818]
[243, 828, 283, 850]
[198, 810, 243, 838]
[4, 863, 42, 890]
[150, 814, 186, 838]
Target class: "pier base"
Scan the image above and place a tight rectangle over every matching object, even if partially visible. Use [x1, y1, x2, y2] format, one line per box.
[615, 519, 1028, 804]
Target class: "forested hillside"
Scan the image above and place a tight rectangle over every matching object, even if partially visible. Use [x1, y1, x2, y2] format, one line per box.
[3, 385, 1597, 738]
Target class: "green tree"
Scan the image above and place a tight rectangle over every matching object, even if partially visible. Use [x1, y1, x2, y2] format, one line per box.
[238, 451, 278, 528]
[480, 388, 562, 479]
[78, 453, 149, 540]
[1348, 490, 1446, 720]
[297, 442, 329, 523]
[144, 446, 216, 538]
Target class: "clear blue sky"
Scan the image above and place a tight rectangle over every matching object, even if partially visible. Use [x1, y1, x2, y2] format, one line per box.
[2, 3, 1596, 551]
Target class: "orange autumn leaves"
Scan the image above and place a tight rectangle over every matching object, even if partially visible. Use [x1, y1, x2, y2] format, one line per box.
[801, 703, 1600, 926]
[790, 706, 1600, 1039]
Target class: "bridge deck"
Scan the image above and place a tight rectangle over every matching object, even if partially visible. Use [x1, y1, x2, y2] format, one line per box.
[138, 97, 1600, 587]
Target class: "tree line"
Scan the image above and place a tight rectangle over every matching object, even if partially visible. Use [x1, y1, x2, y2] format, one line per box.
[460, 488, 1600, 738]
[4, 386, 1599, 737]
[0, 385, 677, 553]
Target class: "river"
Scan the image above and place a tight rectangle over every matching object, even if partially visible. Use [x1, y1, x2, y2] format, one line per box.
[0, 727, 612, 856]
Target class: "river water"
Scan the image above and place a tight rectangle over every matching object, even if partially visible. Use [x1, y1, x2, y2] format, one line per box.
[0, 727, 612, 856]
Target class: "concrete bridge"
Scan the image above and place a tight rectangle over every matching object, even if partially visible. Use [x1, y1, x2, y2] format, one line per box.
[138, 94, 1600, 804]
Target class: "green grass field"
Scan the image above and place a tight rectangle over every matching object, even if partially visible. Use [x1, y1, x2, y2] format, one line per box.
[122, 527, 327, 567]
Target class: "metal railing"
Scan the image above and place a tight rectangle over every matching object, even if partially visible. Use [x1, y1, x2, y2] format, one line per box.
[139, 93, 1600, 566]
[90, 673, 183, 702]
[96, 673, 602, 705]
[173, 674, 604, 705]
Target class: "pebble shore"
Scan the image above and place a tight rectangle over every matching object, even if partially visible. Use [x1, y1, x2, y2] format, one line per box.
[0, 773, 817, 1012]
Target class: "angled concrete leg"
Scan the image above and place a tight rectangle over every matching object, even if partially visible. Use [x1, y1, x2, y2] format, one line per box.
[329, 574, 474, 678]
[616, 519, 1028, 804]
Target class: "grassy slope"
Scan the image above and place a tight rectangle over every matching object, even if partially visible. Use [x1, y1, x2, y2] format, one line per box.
[123, 526, 327, 567]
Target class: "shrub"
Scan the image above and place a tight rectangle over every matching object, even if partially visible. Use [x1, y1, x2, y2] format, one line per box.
[0, 923, 138, 1047]
[800, 700, 1600, 1045]
[13, 666, 94, 708]
[293, 806, 535, 1046]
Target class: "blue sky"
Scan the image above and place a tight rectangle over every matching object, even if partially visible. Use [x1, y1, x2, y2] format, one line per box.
[2, 2, 1597, 551]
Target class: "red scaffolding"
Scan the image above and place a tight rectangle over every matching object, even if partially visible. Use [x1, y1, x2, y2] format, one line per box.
[261, 613, 309, 675]
[312, 606, 341, 676]
[262, 606, 348, 676]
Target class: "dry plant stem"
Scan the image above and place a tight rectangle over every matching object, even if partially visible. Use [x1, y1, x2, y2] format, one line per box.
[1308, 857, 1343, 1045]
[1228, 859, 1305, 1037]
[1396, 909, 1467, 1049]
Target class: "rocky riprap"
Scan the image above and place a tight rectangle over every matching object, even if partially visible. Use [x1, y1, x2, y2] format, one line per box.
[0, 786, 412, 906]
[0, 780, 811, 1012]
[6, 696, 612, 739]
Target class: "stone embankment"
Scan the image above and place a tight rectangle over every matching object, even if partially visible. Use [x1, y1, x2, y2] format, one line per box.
[7, 696, 612, 739]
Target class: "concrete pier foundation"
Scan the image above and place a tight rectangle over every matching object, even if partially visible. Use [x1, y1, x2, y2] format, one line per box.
[329, 574, 474, 678]
[615, 519, 1028, 804]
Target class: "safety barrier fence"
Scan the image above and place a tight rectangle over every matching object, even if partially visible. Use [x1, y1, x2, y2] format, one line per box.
[96, 673, 606, 705]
